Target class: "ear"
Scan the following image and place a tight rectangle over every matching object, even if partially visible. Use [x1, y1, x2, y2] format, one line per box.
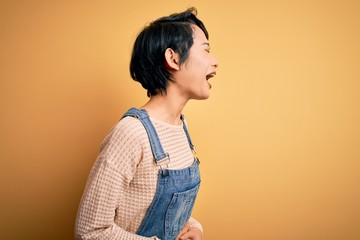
[164, 48, 180, 70]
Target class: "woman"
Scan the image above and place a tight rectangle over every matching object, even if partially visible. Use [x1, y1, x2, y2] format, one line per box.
[75, 7, 218, 240]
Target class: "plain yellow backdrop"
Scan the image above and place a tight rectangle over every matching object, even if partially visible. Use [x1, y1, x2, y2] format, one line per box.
[1, 0, 359, 239]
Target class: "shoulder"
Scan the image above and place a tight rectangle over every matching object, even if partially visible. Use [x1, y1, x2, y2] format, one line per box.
[97, 116, 149, 171]
[111, 116, 146, 139]
[99, 116, 148, 152]
[117, 116, 145, 133]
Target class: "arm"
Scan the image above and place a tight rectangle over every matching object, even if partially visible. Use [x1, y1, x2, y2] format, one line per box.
[75, 121, 157, 240]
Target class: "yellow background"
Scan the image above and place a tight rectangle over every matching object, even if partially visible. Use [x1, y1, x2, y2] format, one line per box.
[1, 1, 359, 239]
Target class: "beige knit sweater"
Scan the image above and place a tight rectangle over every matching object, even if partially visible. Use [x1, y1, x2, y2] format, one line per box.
[75, 116, 202, 240]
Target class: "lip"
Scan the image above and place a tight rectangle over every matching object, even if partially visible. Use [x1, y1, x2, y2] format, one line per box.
[206, 71, 216, 80]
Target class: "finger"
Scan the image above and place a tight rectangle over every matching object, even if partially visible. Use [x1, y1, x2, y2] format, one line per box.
[179, 232, 191, 240]
[180, 228, 202, 240]
[183, 222, 190, 229]
[176, 222, 191, 240]
[179, 230, 194, 240]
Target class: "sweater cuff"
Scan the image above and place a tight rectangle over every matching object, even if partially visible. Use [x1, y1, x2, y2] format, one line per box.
[188, 217, 203, 233]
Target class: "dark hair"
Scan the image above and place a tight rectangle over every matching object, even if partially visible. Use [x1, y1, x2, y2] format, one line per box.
[129, 7, 209, 97]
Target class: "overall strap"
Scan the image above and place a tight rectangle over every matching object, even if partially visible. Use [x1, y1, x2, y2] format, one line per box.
[180, 115, 197, 154]
[122, 108, 168, 163]
[180, 114, 200, 163]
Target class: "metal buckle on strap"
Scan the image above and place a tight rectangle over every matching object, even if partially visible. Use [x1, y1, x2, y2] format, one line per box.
[156, 153, 170, 177]
[192, 147, 200, 164]
[191, 146, 197, 157]
[156, 153, 170, 169]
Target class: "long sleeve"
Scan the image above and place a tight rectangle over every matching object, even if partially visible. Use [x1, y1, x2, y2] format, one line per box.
[75, 119, 157, 240]
[188, 217, 203, 234]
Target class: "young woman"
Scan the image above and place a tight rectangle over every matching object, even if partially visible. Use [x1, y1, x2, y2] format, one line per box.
[75, 8, 218, 240]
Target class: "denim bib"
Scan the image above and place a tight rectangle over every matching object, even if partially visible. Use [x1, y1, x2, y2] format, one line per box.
[122, 108, 201, 240]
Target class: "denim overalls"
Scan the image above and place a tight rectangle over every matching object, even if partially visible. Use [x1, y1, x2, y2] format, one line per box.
[122, 108, 201, 240]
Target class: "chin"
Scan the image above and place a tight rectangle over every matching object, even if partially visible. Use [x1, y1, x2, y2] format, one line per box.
[193, 94, 210, 100]
[189, 89, 211, 100]
[202, 94, 210, 100]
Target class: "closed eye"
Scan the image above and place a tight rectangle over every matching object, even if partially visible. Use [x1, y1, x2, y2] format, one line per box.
[202, 42, 210, 53]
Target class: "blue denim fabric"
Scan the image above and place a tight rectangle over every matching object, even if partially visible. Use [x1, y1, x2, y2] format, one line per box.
[122, 108, 201, 240]
[123, 108, 168, 161]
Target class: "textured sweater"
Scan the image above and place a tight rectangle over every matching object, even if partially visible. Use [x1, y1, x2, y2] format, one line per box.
[75, 116, 202, 240]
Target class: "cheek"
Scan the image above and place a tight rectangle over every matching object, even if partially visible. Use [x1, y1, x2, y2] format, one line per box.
[191, 55, 207, 69]
[182, 54, 207, 77]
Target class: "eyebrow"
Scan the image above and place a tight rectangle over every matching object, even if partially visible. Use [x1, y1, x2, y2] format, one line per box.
[202, 42, 210, 50]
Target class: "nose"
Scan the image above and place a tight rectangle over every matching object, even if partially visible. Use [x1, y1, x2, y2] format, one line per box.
[212, 55, 219, 68]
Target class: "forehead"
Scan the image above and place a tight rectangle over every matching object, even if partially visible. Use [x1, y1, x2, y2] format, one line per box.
[191, 24, 208, 43]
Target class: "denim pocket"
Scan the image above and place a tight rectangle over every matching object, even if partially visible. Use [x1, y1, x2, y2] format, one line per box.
[164, 183, 200, 239]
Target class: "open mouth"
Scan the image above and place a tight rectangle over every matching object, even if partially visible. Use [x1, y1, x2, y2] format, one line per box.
[206, 72, 216, 81]
[206, 72, 216, 89]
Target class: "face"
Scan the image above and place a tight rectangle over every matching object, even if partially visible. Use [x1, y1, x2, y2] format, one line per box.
[173, 24, 219, 100]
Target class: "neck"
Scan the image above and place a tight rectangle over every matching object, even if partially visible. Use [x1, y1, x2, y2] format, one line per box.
[141, 90, 188, 126]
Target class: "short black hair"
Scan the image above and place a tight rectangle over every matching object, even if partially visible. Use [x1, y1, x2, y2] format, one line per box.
[129, 7, 209, 97]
